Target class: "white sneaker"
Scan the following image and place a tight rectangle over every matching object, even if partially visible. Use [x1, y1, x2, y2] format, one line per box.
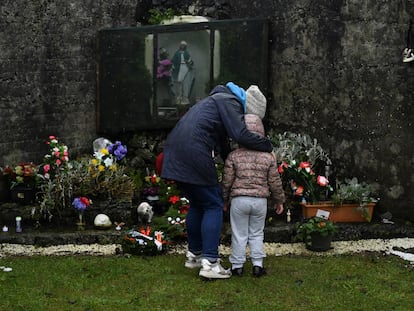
[199, 259, 231, 279]
[184, 251, 202, 269]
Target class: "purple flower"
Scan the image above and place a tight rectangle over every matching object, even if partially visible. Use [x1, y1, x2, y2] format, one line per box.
[72, 197, 89, 211]
[108, 141, 127, 161]
[142, 187, 159, 196]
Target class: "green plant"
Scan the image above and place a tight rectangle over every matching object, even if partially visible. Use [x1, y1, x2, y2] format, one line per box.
[270, 131, 332, 167]
[332, 177, 378, 220]
[296, 216, 337, 245]
[148, 8, 175, 25]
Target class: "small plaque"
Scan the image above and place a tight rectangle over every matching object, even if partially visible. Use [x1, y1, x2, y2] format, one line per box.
[316, 209, 330, 220]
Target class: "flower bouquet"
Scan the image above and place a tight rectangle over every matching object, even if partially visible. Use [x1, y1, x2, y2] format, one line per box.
[120, 226, 168, 256]
[72, 196, 92, 229]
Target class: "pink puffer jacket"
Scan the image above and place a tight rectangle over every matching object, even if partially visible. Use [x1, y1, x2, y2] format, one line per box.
[221, 114, 285, 204]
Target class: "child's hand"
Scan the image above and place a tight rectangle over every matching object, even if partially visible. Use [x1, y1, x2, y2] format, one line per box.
[274, 203, 284, 215]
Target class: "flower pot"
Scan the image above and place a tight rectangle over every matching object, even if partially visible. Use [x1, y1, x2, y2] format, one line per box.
[301, 201, 375, 223]
[10, 185, 36, 205]
[307, 233, 333, 251]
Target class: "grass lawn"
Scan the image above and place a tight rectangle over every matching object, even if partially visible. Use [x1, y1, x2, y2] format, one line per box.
[0, 253, 413, 311]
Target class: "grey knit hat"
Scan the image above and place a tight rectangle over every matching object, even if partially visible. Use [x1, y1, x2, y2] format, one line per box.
[245, 85, 267, 119]
[244, 114, 265, 137]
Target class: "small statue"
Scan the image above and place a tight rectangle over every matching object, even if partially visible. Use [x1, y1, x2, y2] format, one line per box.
[114, 222, 125, 231]
[137, 202, 154, 224]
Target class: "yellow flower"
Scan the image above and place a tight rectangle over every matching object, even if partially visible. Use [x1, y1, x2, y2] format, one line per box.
[100, 148, 109, 155]
[109, 164, 118, 171]
[91, 159, 98, 166]
[98, 165, 105, 172]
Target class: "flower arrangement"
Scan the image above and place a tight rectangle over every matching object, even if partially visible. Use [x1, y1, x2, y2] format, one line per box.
[271, 131, 333, 204]
[277, 160, 333, 203]
[72, 196, 92, 227]
[85, 139, 134, 200]
[142, 172, 162, 198]
[296, 216, 337, 246]
[42, 135, 70, 179]
[3, 162, 39, 189]
[120, 227, 168, 256]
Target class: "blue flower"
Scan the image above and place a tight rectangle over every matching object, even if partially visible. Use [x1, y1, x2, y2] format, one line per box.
[108, 141, 127, 161]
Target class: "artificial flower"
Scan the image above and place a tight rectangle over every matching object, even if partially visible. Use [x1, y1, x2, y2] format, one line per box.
[317, 175, 329, 187]
[169, 195, 180, 205]
[72, 196, 91, 211]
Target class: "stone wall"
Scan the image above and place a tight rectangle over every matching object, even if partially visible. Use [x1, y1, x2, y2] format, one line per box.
[0, 0, 137, 164]
[1, 0, 413, 220]
[227, 0, 414, 220]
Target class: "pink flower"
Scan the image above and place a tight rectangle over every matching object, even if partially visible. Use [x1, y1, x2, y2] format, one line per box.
[43, 164, 50, 173]
[56, 159, 61, 166]
[54, 151, 60, 157]
[49, 135, 56, 140]
[317, 175, 329, 187]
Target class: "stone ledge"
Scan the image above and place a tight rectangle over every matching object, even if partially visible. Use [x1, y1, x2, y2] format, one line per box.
[1, 221, 414, 247]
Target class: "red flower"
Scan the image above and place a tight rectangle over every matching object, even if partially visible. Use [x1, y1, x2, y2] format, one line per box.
[80, 197, 90, 207]
[179, 205, 189, 214]
[150, 174, 158, 184]
[317, 175, 329, 187]
[169, 195, 180, 205]
[278, 161, 288, 174]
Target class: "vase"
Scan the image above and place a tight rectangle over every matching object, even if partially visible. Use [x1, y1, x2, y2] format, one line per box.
[77, 212, 86, 230]
[306, 233, 333, 252]
[10, 185, 36, 205]
[301, 201, 376, 223]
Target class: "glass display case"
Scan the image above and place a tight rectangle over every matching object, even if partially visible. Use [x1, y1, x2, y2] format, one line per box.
[97, 18, 269, 133]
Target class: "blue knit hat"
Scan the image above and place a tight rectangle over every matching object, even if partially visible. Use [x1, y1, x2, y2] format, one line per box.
[226, 82, 246, 112]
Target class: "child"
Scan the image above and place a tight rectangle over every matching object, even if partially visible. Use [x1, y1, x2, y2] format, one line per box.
[222, 114, 285, 277]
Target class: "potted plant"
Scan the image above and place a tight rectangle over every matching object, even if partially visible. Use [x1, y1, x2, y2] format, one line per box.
[270, 131, 333, 220]
[3, 162, 39, 204]
[296, 216, 338, 251]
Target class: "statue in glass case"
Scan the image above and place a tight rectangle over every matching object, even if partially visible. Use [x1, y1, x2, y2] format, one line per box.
[171, 41, 195, 105]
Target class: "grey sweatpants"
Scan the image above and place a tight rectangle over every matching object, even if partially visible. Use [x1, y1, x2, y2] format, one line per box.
[229, 196, 267, 268]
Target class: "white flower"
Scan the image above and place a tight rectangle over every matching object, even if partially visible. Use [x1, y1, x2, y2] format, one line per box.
[93, 151, 103, 160]
[51, 139, 58, 144]
[176, 217, 181, 222]
[167, 217, 172, 222]
[103, 157, 113, 167]
[53, 147, 59, 152]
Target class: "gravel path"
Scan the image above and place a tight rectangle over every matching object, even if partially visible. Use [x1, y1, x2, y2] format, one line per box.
[1, 238, 414, 260]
